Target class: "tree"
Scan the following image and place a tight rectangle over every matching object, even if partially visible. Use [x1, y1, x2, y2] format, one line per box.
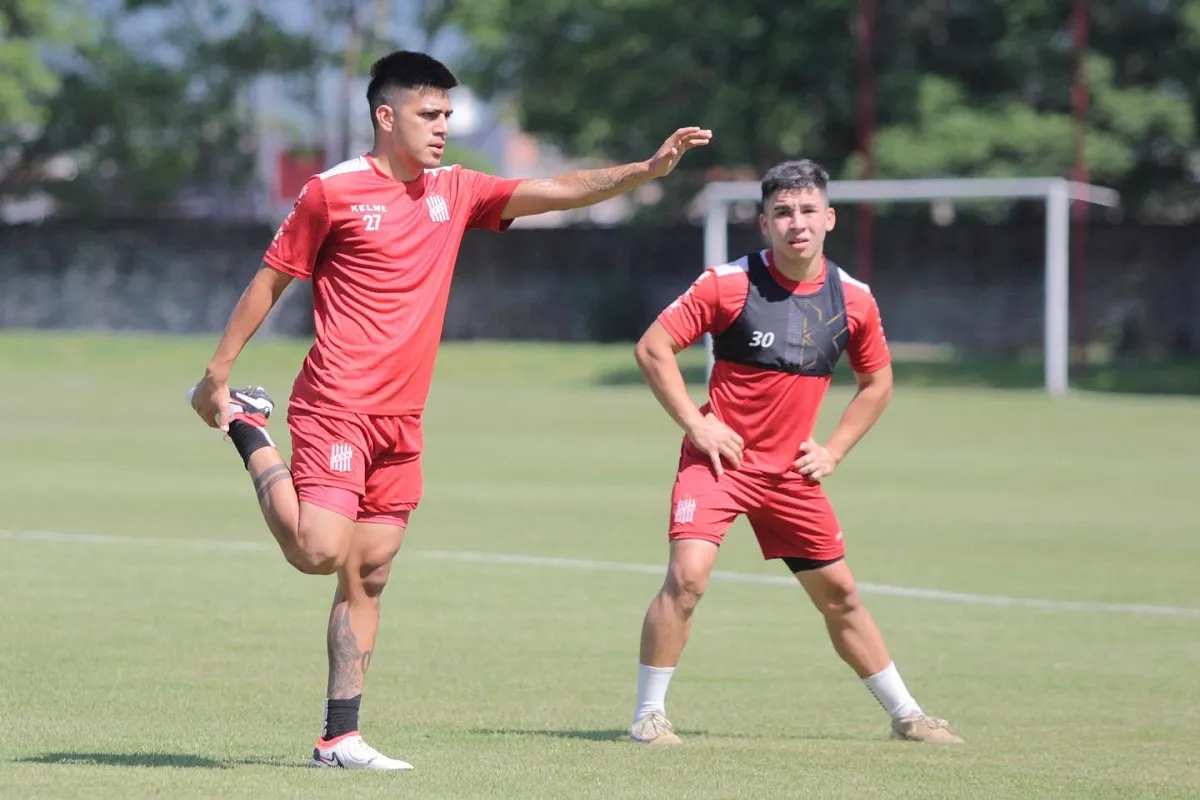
[2, 1, 323, 217]
[0, 0, 91, 128]
[424, 1, 863, 217]
[862, 1, 1196, 220]
[433, 0, 1200, 220]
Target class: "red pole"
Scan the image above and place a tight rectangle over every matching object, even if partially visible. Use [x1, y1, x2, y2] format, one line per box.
[855, 0, 877, 283]
[1071, 0, 1089, 375]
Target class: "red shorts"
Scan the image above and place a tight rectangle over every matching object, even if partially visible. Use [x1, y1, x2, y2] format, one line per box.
[287, 405, 423, 522]
[667, 449, 845, 561]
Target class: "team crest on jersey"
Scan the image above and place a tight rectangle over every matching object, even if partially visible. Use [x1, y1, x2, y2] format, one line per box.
[425, 194, 450, 223]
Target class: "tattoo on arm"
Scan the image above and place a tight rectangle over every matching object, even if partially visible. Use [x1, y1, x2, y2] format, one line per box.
[252, 463, 291, 502]
[327, 603, 371, 700]
[524, 163, 647, 199]
[570, 163, 645, 195]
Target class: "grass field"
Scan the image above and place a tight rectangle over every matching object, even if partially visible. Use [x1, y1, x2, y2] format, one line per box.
[1, 331, 1198, 799]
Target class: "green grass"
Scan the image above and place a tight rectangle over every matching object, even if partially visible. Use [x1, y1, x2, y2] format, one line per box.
[1, 331, 1198, 799]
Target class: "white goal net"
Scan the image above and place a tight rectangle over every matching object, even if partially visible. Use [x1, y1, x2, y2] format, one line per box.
[695, 177, 1120, 397]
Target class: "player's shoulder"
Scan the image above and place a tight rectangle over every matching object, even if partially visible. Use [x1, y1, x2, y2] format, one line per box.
[832, 263, 881, 328]
[315, 156, 372, 185]
[705, 252, 754, 282]
[833, 263, 875, 300]
[298, 156, 373, 202]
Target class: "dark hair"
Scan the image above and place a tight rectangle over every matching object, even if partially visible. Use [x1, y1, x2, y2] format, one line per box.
[366, 50, 459, 128]
[760, 159, 830, 206]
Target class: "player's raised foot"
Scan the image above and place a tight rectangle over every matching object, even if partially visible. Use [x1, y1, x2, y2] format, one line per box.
[227, 385, 275, 427]
[630, 711, 683, 746]
[186, 384, 275, 428]
[310, 732, 414, 770]
[890, 714, 964, 744]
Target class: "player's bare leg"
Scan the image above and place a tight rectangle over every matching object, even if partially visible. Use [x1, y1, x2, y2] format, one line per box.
[311, 518, 412, 770]
[630, 538, 720, 745]
[793, 559, 964, 744]
[240, 446, 356, 574]
[187, 384, 354, 574]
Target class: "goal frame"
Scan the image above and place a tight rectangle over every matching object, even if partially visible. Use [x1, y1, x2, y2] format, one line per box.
[696, 177, 1121, 397]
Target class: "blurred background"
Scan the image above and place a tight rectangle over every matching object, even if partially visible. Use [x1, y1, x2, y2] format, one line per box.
[3, 6, 1199, 796]
[0, 0, 1197, 393]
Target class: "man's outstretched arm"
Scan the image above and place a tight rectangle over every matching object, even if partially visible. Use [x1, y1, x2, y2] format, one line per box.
[501, 127, 712, 219]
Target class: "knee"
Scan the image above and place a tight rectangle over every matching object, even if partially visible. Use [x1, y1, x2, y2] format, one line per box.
[814, 581, 864, 618]
[359, 561, 393, 598]
[286, 526, 346, 575]
[662, 571, 707, 616]
[285, 546, 341, 575]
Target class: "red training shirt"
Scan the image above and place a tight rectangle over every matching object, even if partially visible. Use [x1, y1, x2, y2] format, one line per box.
[263, 156, 521, 417]
[657, 250, 891, 475]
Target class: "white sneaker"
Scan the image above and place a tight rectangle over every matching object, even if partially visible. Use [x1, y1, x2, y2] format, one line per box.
[630, 711, 683, 745]
[309, 732, 414, 770]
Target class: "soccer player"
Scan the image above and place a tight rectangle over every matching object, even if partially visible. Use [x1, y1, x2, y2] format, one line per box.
[627, 159, 963, 746]
[186, 50, 711, 770]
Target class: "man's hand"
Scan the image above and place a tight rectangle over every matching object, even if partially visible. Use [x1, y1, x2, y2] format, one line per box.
[792, 438, 840, 482]
[190, 371, 232, 432]
[501, 127, 712, 218]
[646, 127, 713, 179]
[686, 413, 744, 476]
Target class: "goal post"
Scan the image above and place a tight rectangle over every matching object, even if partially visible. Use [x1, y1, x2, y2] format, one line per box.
[697, 177, 1121, 398]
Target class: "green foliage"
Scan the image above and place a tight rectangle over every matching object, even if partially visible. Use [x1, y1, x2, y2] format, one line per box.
[8, 0, 1200, 220]
[867, 58, 1194, 185]
[0, 0, 92, 128]
[435, 0, 1200, 219]
[430, 1, 856, 173]
[2, 1, 325, 217]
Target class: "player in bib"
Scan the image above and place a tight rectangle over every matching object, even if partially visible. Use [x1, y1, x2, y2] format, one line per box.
[628, 159, 964, 747]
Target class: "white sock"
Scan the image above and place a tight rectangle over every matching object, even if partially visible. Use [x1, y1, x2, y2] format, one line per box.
[862, 662, 923, 720]
[634, 664, 675, 723]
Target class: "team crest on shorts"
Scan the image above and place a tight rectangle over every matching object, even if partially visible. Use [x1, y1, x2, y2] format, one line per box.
[673, 496, 697, 524]
[329, 442, 354, 473]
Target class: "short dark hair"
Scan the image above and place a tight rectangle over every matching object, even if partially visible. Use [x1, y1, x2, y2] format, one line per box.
[760, 159, 830, 206]
[366, 50, 459, 128]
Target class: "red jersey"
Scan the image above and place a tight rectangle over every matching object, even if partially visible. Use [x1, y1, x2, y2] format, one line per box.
[263, 156, 521, 416]
[657, 250, 891, 475]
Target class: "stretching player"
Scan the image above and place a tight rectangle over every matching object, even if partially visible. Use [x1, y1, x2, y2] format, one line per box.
[628, 159, 963, 746]
[187, 50, 711, 770]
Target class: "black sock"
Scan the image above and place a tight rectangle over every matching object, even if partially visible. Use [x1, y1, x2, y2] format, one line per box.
[323, 695, 362, 741]
[228, 419, 273, 469]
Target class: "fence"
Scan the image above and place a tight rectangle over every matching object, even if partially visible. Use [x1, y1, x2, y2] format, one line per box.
[1, 217, 1196, 357]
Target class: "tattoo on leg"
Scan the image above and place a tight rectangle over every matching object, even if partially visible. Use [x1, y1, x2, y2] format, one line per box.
[327, 603, 368, 699]
[252, 464, 291, 502]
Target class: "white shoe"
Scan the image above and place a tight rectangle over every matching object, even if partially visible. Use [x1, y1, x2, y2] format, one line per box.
[309, 732, 414, 770]
[630, 711, 683, 745]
